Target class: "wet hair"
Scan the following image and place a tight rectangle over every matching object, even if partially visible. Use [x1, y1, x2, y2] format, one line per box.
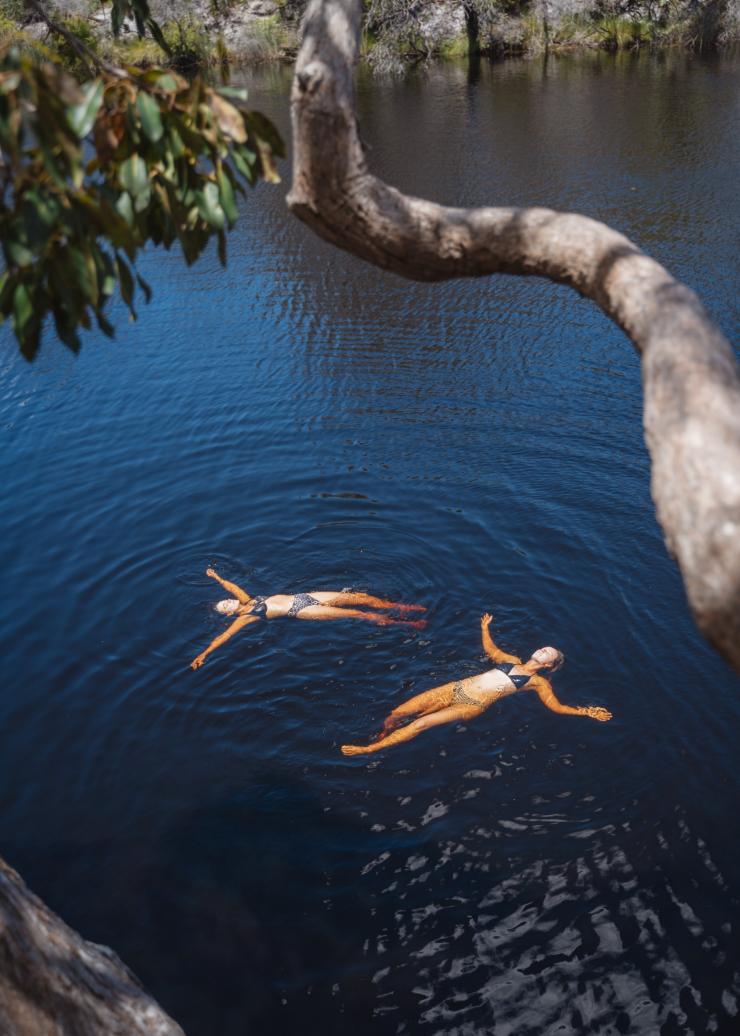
[532, 646, 565, 672]
[548, 650, 565, 673]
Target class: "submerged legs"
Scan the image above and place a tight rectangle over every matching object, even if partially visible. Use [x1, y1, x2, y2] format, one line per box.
[325, 591, 425, 612]
[297, 605, 426, 628]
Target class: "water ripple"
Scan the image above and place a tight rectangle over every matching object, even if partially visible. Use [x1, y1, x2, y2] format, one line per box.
[0, 48, 738, 1036]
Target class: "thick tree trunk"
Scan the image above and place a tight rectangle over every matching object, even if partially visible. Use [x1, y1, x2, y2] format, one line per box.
[287, 0, 740, 671]
[0, 855, 184, 1036]
[462, 1, 480, 55]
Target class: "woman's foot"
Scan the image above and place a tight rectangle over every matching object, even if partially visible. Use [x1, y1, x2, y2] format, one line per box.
[341, 744, 371, 756]
[396, 603, 426, 613]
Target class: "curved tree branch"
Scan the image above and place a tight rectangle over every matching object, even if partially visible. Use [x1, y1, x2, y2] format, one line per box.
[288, 0, 740, 671]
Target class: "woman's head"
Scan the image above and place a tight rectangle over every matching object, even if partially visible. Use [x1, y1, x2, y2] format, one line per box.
[215, 598, 240, 616]
[530, 646, 564, 672]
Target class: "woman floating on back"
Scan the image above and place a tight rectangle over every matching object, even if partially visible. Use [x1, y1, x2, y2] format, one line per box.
[191, 567, 426, 669]
[341, 612, 611, 755]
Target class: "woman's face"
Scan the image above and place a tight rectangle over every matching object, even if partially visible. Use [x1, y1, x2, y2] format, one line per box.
[532, 646, 562, 670]
[215, 598, 240, 616]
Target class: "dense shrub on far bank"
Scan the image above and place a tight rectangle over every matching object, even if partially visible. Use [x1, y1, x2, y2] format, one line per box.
[0, 0, 737, 72]
[365, 0, 739, 67]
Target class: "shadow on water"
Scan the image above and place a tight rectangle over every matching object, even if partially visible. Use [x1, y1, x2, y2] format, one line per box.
[136, 774, 386, 1034]
[8, 773, 393, 1036]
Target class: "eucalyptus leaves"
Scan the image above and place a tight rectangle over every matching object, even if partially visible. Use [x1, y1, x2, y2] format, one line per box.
[0, 3, 283, 357]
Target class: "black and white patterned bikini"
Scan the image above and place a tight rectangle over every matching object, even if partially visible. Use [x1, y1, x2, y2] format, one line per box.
[451, 681, 482, 706]
[287, 592, 322, 617]
[248, 592, 324, 619]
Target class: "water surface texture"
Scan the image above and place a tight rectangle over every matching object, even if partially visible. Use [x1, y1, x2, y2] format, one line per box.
[1, 50, 739, 1035]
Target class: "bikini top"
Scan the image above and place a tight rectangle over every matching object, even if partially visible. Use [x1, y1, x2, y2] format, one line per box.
[495, 662, 531, 689]
[248, 595, 268, 617]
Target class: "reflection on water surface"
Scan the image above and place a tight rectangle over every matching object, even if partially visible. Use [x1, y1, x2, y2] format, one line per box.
[0, 49, 739, 1036]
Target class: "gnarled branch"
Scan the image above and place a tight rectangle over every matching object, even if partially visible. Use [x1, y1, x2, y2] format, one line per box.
[287, 0, 740, 671]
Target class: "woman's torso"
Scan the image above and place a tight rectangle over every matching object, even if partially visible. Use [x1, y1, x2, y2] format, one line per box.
[240, 591, 336, 619]
[452, 666, 532, 707]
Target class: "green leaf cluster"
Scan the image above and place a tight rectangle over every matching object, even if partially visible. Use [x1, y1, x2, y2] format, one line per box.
[0, 49, 284, 358]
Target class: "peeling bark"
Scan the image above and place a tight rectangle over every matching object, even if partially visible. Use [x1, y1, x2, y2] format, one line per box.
[0, 855, 184, 1036]
[287, 0, 740, 671]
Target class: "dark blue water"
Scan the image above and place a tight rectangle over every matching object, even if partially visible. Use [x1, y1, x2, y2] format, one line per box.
[1, 50, 739, 1035]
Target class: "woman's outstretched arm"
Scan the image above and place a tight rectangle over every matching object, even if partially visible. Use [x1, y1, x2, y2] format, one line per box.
[531, 676, 612, 721]
[480, 613, 521, 664]
[191, 614, 260, 669]
[206, 567, 252, 604]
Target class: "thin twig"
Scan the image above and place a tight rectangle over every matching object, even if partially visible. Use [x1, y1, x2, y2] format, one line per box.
[26, 0, 127, 78]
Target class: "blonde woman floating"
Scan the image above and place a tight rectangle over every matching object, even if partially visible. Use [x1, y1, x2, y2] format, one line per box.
[341, 612, 612, 755]
[191, 567, 426, 669]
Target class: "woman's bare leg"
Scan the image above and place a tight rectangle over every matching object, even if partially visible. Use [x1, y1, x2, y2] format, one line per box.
[342, 705, 482, 755]
[206, 567, 251, 604]
[322, 592, 425, 612]
[296, 605, 426, 628]
[376, 684, 453, 738]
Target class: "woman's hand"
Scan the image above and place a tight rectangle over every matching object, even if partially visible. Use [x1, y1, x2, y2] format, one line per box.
[191, 653, 207, 669]
[583, 705, 612, 722]
[481, 612, 493, 628]
[206, 567, 217, 578]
